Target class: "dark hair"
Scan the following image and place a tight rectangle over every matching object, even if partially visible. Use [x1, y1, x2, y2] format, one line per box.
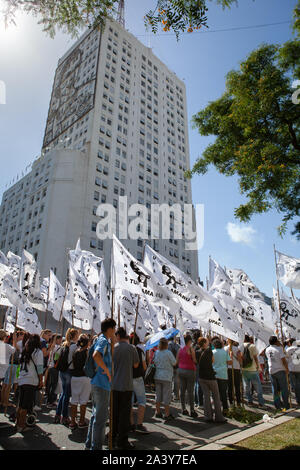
[129, 332, 140, 346]
[198, 337, 207, 348]
[244, 335, 251, 343]
[20, 334, 41, 365]
[211, 336, 219, 343]
[269, 336, 278, 346]
[116, 327, 128, 339]
[77, 334, 89, 348]
[159, 338, 168, 350]
[288, 338, 295, 345]
[101, 318, 116, 333]
[184, 334, 192, 345]
[212, 339, 223, 349]
[22, 332, 31, 348]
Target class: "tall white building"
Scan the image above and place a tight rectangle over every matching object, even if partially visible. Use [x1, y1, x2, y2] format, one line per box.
[0, 17, 199, 290]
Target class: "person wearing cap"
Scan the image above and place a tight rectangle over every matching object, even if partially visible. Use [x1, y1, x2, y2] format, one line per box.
[285, 338, 300, 406]
[265, 336, 290, 410]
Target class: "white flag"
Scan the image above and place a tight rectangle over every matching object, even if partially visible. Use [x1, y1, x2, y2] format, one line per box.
[90, 263, 111, 334]
[111, 235, 180, 314]
[48, 270, 66, 322]
[273, 287, 300, 338]
[227, 267, 276, 333]
[276, 251, 300, 289]
[5, 306, 42, 335]
[20, 249, 46, 312]
[144, 244, 214, 322]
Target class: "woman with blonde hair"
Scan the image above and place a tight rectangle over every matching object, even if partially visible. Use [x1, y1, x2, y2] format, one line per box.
[54, 328, 79, 426]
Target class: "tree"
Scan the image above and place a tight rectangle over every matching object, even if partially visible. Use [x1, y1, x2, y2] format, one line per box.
[188, 41, 300, 238]
[1, 0, 238, 38]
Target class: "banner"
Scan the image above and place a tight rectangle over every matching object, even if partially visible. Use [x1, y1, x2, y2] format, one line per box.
[276, 251, 300, 289]
[111, 235, 180, 314]
[5, 306, 42, 335]
[273, 287, 300, 338]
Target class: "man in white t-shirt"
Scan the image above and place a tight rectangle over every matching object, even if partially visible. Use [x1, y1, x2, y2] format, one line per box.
[285, 339, 300, 406]
[265, 336, 290, 410]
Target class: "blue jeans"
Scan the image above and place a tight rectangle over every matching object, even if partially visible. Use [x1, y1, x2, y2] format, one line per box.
[56, 370, 72, 418]
[290, 372, 300, 405]
[85, 385, 110, 450]
[194, 378, 203, 406]
[242, 370, 265, 405]
[270, 370, 290, 410]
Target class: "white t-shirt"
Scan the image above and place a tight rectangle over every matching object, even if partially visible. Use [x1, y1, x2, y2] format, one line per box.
[265, 345, 286, 375]
[224, 345, 240, 370]
[0, 342, 15, 379]
[286, 345, 300, 373]
[18, 349, 44, 387]
[48, 344, 61, 368]
[17, 340, 23, 353]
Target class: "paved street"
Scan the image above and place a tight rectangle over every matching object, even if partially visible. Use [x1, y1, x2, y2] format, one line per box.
[0, 383, 298, 451]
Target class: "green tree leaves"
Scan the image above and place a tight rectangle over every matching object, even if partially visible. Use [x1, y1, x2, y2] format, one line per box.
[189, 41, 300, 238]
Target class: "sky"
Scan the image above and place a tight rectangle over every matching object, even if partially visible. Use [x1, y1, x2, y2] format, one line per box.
[0, 0, 299, 297]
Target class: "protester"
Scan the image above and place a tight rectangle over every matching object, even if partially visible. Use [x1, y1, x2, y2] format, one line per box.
[85, 318, 116, 451]
[197, 337, 226, 423]
[69, 334, 91, 430]
[212, 338, 232, 413]
[193, 333, 204, 409]
[54, 328, 79, 425]
[265, 336, 290, 411]
[112, 327, 139, 449]
[168, 336, 180, 401]
[129, 332, 149, 434]
[285, 339, 300, 406]
[16, 334, 43, 432]
[45, 334, 62, 408]
[1, 332, 18, 408]
[224, 339, 242, 407]
[153, 337, 176, 422]
[240, 335, 265, 408]
[0, 330, 17, 408]
[176, 334, 197, 418]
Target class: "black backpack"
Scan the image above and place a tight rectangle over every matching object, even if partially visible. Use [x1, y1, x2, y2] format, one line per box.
[55, 346, 72, 372]
[242, 344, 252, 369]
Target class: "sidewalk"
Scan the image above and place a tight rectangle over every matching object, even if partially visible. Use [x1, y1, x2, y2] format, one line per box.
[0, 383, 298, 450]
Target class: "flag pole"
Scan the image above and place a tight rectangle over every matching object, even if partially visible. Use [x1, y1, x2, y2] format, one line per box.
[4, 309, 18, 416]
[229, 340, 236, 408]
[134, 295, 140, 335]
[108, 287, 115, 451]
[44, 277, 50, 330]
[5, 253, 23, 416]
[273, 244, 292, 408]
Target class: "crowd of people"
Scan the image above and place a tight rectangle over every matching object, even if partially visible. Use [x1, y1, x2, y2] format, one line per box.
[0, 319, 300, 450]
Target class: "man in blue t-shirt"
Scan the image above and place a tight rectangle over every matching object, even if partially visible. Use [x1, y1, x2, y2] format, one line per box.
[85, 318, 116, 451]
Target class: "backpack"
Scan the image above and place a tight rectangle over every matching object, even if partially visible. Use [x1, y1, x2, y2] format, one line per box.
[55, 345, 72, 372]
[242, 344, 252, 369]
[83, 342, 98, 379]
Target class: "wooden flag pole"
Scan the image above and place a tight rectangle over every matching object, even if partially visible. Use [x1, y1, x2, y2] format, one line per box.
[273, 244, 292, 408]
[229, 340, 236, 407]
[44, 278, 50, 330]
[108, 288, 115, 451]
[134, 295, 140, 335]
[4, 309, 18, 416]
